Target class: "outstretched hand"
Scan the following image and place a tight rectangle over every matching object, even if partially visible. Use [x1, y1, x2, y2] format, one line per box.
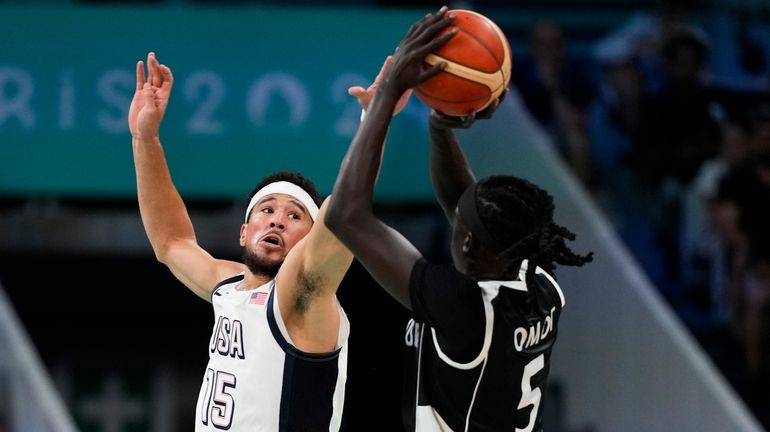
[349, 56, 413, 116]
[128, 52, 174, 140]
[378, 6, 456, 99]
[429, 88, 508, 129]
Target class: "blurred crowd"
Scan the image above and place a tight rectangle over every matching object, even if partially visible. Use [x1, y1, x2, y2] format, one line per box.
[1, 0, 768, 428]
[508, 0, 770, 426]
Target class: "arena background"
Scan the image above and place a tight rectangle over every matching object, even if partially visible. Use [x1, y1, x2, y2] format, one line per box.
[1, 1, 769, 431]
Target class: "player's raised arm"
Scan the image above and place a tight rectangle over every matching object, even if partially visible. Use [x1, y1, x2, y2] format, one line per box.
[326, 7, 456, 308]
[129, 52, 241, 300]
[427, 92, 507, 223]
[273, 198, 353, 352]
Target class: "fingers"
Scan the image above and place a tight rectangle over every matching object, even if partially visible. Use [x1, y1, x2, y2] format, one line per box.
[412, 7, 453, 45]
[498, 87, 509, 104]
[406, 5, 445, 38]
[423, 28, 457, 54]
[135, 60, 145, 91]
[159, 64, 174, 91]
[140, 52, 173, 95]
[348, 86, 366, 97]
[141, 82, 154, 104]
[418, 61, 446, 83]
[476, 103, 496, 120]
[422, 6, 449, 29]
[146, 52, 155, 87]
[476, 89, 508, 119]
[404, 6, 449, 42]
[430, 109, 475, 129]
[148, 52, 162, 89]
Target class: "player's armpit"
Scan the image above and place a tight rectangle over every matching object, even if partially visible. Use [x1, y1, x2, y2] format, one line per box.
[275, 198, 353, 352]
[278, 198, 354, 298]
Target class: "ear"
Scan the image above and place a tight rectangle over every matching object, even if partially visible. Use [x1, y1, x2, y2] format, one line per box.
[239, 224, 247, 247]
[462, 232, 473, 254]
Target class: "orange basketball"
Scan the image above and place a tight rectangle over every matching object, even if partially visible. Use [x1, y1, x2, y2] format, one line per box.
[415, 10, 512, 116]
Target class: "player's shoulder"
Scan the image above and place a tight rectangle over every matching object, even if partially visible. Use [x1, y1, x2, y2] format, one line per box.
[211, 273, 246, 296]
[531, 269, 565, 308]
[413, 258, 468, 282]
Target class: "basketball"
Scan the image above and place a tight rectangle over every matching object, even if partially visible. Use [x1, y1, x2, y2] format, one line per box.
[415, 10, 512, 116]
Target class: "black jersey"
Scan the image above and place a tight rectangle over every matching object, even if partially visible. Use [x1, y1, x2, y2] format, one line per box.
[403, 259, 564, 432]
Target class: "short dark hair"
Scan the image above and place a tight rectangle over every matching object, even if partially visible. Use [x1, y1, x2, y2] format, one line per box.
[475, 175, 593, 283]
[246, 171, 322, 219]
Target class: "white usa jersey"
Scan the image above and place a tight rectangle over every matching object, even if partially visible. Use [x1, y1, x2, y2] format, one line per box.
[195, 274, 349, 432]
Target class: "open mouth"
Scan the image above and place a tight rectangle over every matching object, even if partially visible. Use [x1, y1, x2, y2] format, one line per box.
[260, 234, 283, 247]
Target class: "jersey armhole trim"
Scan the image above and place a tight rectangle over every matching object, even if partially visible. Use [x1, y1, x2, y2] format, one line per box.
[430, 298, 494, 370]
[266, 283, 343, 361]
[535, 267, 565, 307]
[210, 273, 245, 299]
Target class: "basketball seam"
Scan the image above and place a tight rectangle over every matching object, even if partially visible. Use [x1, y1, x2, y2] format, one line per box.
[459, 25, 504, 67]
[417, 11, 512, 114]
[487, 17, 512, 101]
[423, 23, 510, 92]
[424, 54, 500, 91]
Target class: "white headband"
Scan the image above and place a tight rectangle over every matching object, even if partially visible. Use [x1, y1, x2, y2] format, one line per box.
[245, 181, 319, 223]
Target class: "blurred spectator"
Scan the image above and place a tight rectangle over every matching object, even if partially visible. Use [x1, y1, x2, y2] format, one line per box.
[743, 237, 770, 423]
[587, 49, 643, 209]
[710, 10, 770, 94]
[593, 0, 707, 95]
[633, 29, 719, 188]
[668, 115, 750, 363]
[511, 19, 596, 183]
[627, 28, 721, 298]
[716, 102, 770, 338]
[710, 104, 770, 428]
[585, 47, 671, 286]
[681, 118, 750, 323]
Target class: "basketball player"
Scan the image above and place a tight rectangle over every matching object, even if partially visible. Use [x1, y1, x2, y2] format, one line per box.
[327, 8, 593, 432]
[127, 52, 401, 431]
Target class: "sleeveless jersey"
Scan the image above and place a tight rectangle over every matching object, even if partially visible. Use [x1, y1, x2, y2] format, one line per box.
[195, 274, 349, 432]
[404, 259, 564, 432]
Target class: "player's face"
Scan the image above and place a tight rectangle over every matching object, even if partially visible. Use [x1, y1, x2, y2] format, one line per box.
[240, 194, 314, 267]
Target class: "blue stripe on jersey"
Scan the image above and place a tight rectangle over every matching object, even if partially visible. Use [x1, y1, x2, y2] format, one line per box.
[211, 274, 245, 299]
[266, 285, 342, 431]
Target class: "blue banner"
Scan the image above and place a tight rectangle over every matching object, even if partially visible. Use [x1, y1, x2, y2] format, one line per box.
[0, 5, 454, 201]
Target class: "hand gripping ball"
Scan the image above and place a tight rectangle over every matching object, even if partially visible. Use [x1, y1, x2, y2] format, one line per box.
[415, 10, 512, 116]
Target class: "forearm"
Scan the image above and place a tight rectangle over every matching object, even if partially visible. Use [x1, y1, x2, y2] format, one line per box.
[428, 121, 475, 220]
[328, 87, 401, 228]
[325, 86, 421, 307]
[132, 136, 196, 259]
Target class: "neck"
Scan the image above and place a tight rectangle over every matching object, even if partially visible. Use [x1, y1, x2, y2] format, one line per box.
[243, 271, 274, 290]
[465, 258, 506, 280]
[467, 254, 522, 281]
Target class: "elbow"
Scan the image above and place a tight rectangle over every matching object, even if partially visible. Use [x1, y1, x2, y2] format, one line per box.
[151, 240, 172, 265]
[150, 236, 183, 266]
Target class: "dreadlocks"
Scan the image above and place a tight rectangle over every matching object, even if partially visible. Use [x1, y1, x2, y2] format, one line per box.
[475, 175, 593, 284]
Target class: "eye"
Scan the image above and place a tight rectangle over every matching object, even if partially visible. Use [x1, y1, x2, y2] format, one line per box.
[261, 207, 273, 214]
[289, 212, 301, 220]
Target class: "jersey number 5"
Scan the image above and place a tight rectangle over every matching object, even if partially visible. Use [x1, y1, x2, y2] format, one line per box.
[516, 354, 544, 432]
[200, 368, 237, 429]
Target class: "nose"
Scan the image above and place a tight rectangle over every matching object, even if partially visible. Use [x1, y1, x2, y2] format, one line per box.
[269, 212, 286, 230]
